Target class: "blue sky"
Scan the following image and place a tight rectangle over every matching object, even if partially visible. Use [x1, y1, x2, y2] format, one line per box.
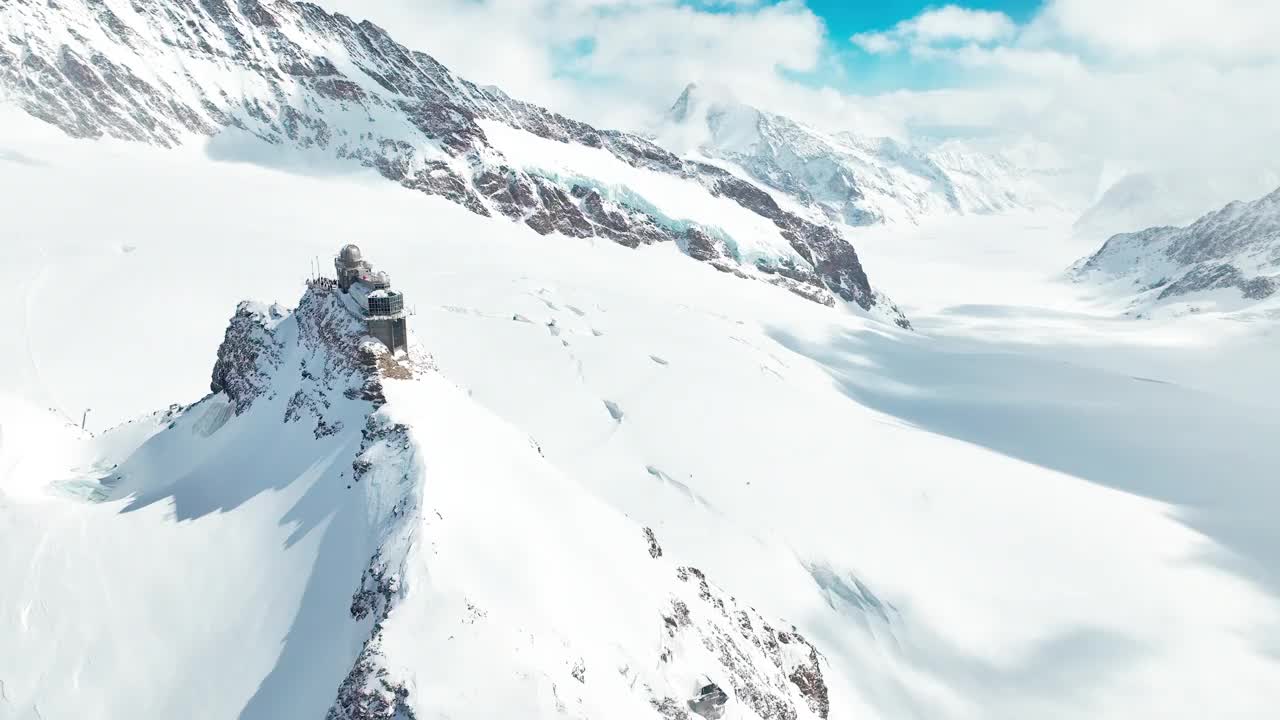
[781, 0, 1045, 93]
[806, 0, 1042, 36]
[336, 0, 1280, 176]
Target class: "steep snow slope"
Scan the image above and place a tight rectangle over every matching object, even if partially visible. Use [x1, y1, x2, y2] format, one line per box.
[4, 109, 1280, 719]
[3, 284, 833, 719]
[0, 0, 904, 322]
[657, 84, 1087, 226]
[1073, 186, 1280, 317]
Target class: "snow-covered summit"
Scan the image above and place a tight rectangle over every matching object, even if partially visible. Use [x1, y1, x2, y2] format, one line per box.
[1073, 185, 1280, 316]
[0, 281, 835, 718]
[656, 83, 1080, 226]
[0, 0, 905, 326]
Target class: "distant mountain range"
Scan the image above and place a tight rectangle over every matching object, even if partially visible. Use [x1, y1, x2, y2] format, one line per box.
[1074, 186, 1280, 314]
[656, 83, 1090, 226]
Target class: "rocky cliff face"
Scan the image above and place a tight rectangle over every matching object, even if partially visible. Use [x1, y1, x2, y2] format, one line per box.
[0, 0, 907, 326]
[1074, 186, 1280, 313]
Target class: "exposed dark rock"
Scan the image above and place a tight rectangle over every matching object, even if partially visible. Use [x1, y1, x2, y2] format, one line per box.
[353, 420, 411, 484]
[1156, 263, 1277, 302]
[701, 169, 875, 309]
[312, 77, 367, 103]
[525, 177, 594, 237]
[1157, 263, 1247, 300]
[785, 642, 830, 720]
[327, 638, 416, 720]
[1241, 275, 1277, 300]
[664, 566, 832, 720]
[651, 697, 692, 720]
[330, 425, 419, 719]
[684, 227, 728, 262]
[349, 552, 399, 624]
[643, 527, 664, 558]
[209, 302, 284, 413]
[474, 166, 536, 220]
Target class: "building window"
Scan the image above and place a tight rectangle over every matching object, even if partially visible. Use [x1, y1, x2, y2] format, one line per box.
[368, 293, 403, 315]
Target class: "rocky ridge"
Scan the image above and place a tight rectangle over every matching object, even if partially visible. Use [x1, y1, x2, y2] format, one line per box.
[200, 282, 837, 719]
[1074, 186, 1280, 312]
[0, 0, 907, 326]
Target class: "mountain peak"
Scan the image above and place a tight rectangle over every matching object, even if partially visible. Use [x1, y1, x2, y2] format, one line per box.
[0, 0, 905, 322]
[1075, 183, 1280, 313]
[654, 82, 1070, 225]
[669, 82, 700, 121]
[81, 267, 839, 718]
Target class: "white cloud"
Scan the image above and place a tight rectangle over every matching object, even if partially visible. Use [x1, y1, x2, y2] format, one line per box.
[853, 5, 1016, 55]
[851, 33, 899, 55]
[847, 2, 1280, 187]
[1037, 0, 1280, 63]
[902, 5, 1017, 43]
[315, 0, 1280, 203]
[319, 0, 828, 131]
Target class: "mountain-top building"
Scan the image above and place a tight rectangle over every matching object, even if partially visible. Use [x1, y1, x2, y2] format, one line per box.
[333, 244, 408, 354]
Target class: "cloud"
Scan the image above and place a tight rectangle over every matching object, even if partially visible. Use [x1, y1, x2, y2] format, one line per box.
[1037, 0, 1280, 63]
[315, 0, 1280, 203]
[846, 1, 1280, 186]
[852, 5, 1016, 55]
[319, 0, 829, 132]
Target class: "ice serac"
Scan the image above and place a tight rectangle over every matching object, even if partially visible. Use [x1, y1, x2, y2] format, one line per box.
[116, 283, 836, 718]
[1073, 186, 1280, 314]
[659, 83, 1082, 227]
[0, 0, 906, 327]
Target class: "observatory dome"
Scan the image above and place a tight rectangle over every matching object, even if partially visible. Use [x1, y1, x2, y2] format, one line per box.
[339, 244, 363, 264]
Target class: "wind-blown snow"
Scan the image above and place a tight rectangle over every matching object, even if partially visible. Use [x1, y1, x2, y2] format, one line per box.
[2, 108, 1279, 719]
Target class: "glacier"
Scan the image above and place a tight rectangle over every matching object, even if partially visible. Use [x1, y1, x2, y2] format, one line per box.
[2, 106, 1280, 719]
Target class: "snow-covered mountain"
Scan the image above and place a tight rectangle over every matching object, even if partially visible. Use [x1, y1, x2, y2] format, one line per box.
[0, 0, 907, 326]
[5, 109, 1280, 719]
[0, 283, 833, 718]
[1073, 186, 1280, 315]
[656, 83, 1082, 226]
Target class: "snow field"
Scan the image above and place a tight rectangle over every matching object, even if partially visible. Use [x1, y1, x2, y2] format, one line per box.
[2, 110, 1279, 718]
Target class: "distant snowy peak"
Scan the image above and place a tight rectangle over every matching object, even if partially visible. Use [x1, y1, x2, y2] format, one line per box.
[1072, 169, 1280, 243]
[0, 0, 906, 327]
[153, 283, 838, 718]
[658, 83, 1072, 226]
[1074, 186, 1280, 314]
